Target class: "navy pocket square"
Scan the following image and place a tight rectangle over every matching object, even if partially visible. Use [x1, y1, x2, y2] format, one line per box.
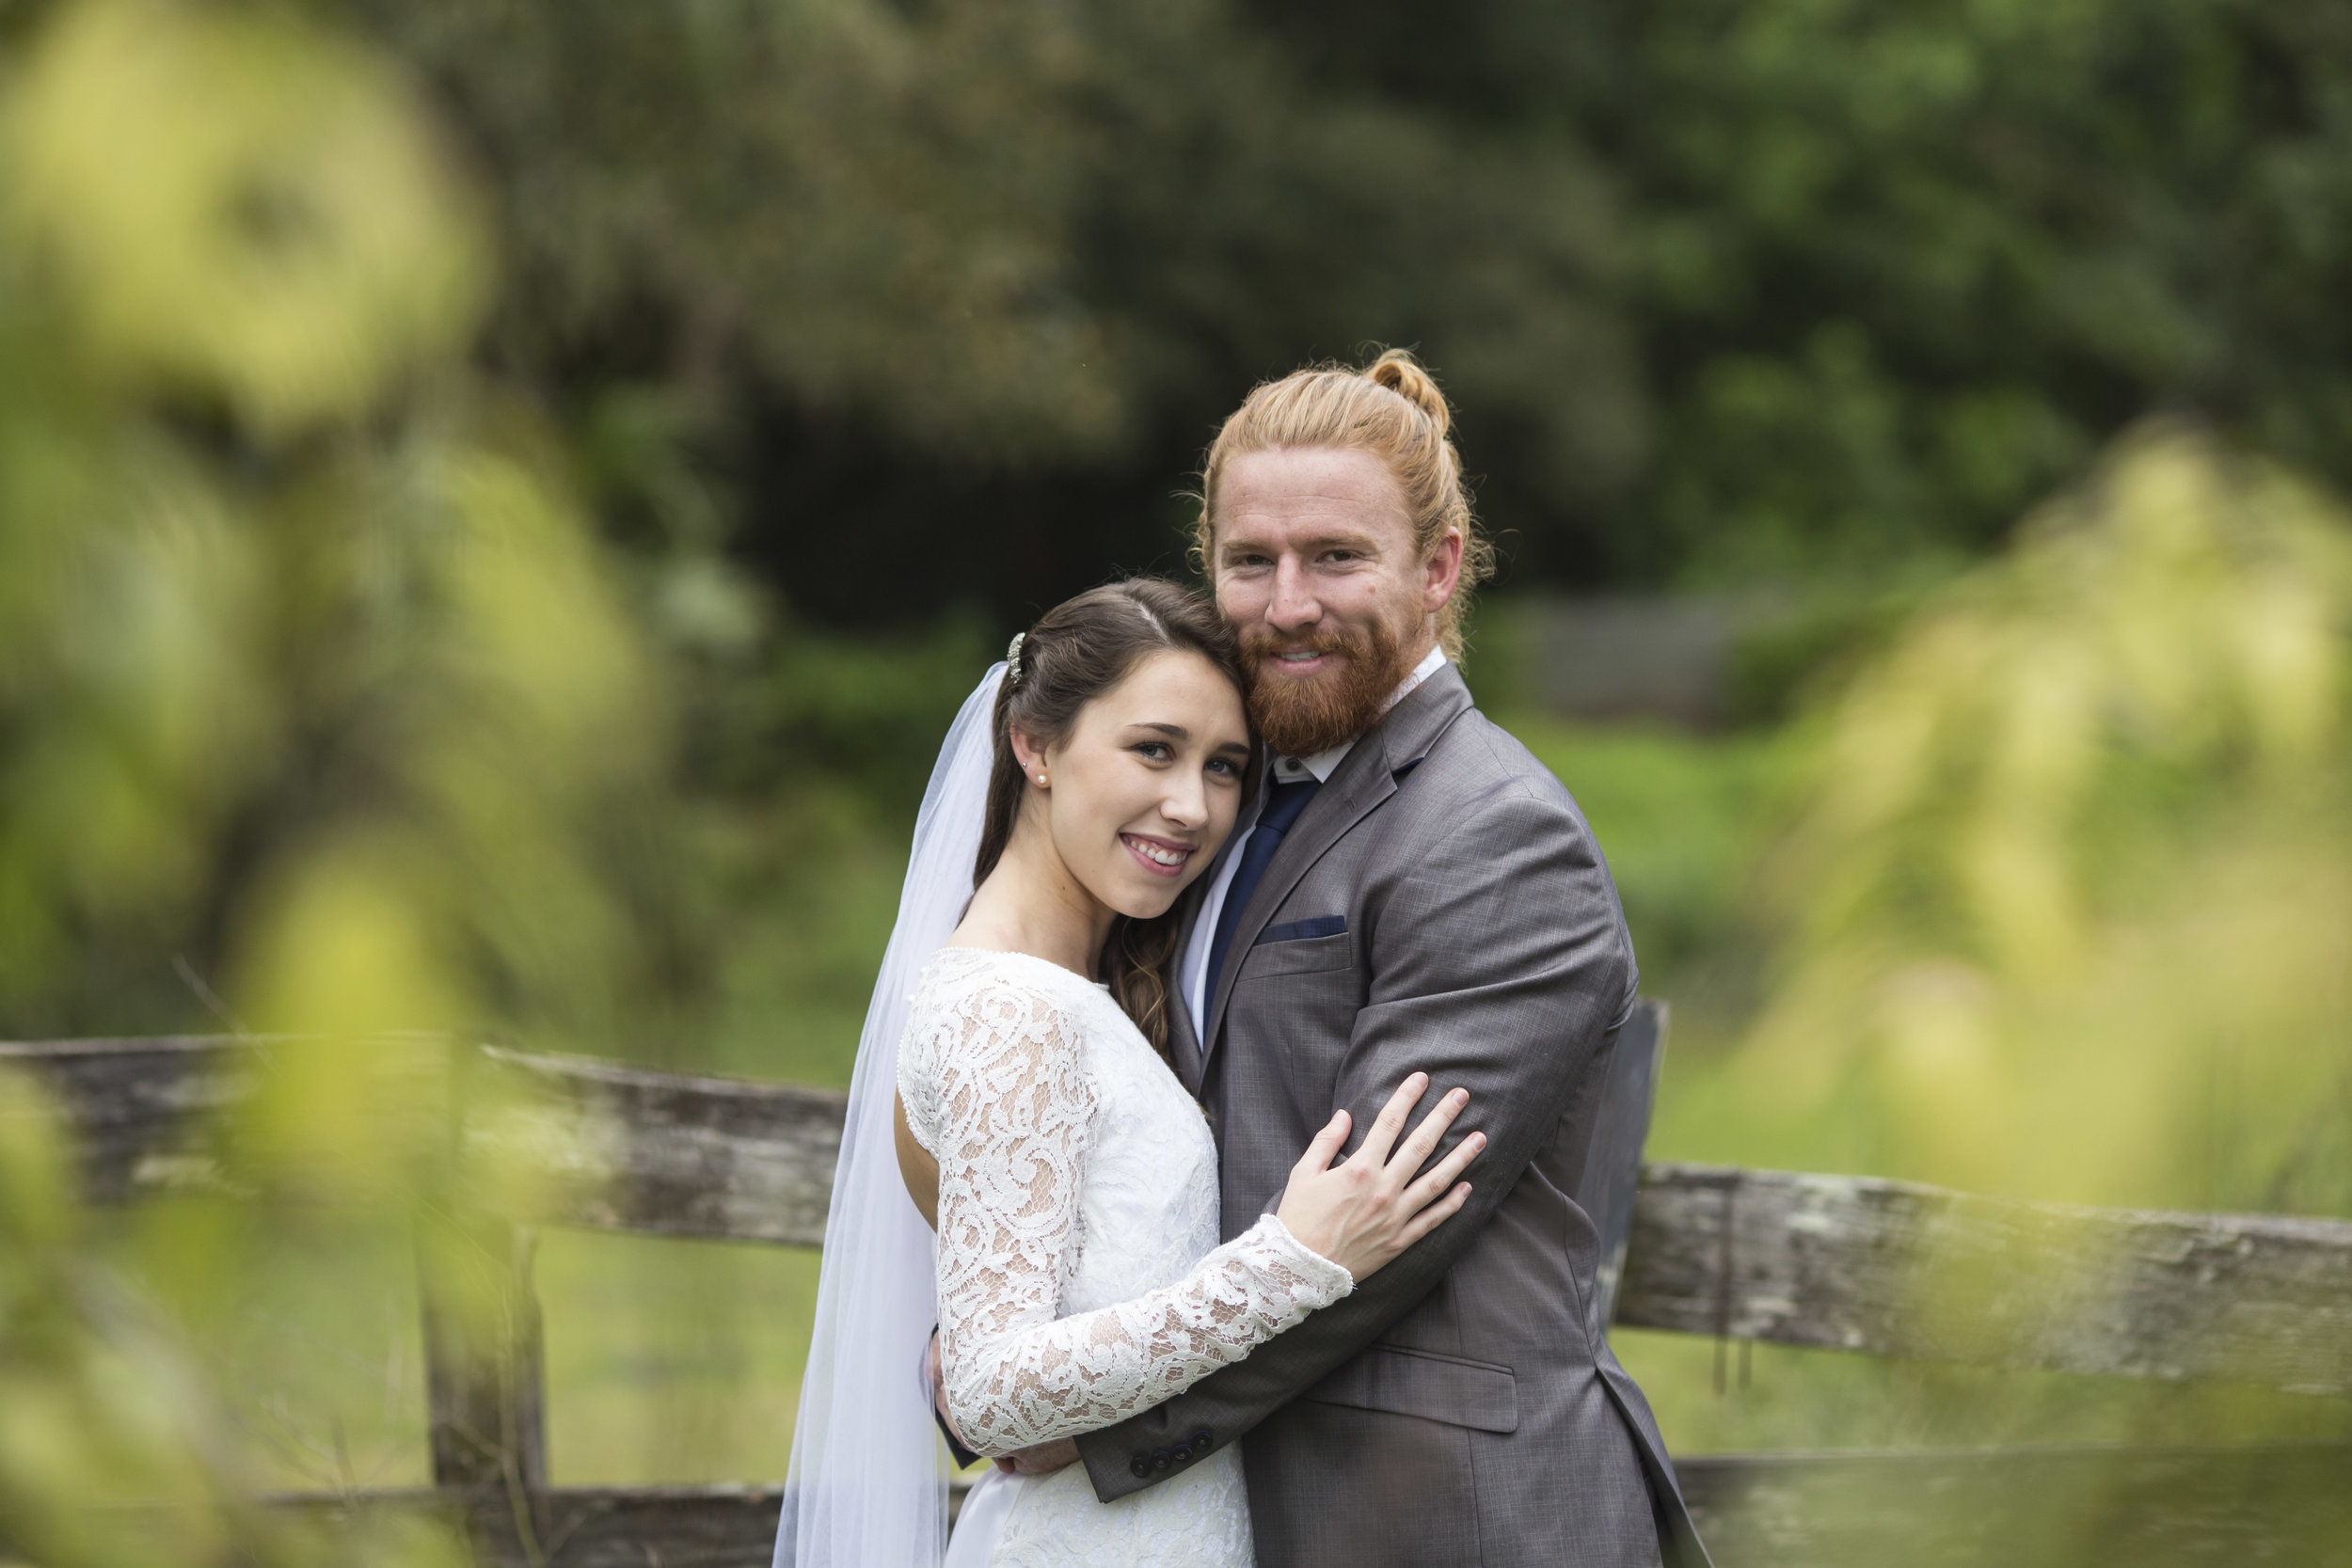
[1256, 915, 1346, 946]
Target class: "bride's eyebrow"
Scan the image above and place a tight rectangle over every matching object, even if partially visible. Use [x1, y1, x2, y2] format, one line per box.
[1128, 723, 1248, 754]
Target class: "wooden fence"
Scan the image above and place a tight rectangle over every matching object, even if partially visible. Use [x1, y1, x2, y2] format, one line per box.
[10, 1015, 2352, 1567]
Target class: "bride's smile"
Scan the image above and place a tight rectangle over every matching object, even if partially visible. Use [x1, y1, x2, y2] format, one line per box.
[1120, 832, 1195, 878]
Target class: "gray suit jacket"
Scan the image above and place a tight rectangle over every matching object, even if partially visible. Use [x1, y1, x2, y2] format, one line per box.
[1073, 665, 1708, 1568]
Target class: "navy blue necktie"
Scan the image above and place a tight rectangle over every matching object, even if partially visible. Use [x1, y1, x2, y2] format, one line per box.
[1204, 775, 1322, 1009]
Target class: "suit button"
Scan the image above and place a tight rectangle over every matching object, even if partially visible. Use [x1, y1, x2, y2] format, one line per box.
[1130, 1455, 1151, 1479]
[1152, 1448, 1172, 1472]
[1170, 1443, 1192, 1465]
[1189, 1427, 1214, 1452]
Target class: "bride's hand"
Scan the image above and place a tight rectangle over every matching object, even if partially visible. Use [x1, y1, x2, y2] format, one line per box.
[1273, 1072, 1482, 1280]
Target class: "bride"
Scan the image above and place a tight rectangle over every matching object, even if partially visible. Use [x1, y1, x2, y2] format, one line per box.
[780, 578, 1483, 1568]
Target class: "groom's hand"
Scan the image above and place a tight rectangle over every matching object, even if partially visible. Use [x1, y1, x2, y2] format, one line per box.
[927, 1329, 976, 1452]
[996, 1438, 1080, 1476]
[928, 1329, 1077, 1474]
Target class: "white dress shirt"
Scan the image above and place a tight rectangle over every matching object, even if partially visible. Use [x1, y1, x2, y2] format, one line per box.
[1179, 644, 1449, 1035]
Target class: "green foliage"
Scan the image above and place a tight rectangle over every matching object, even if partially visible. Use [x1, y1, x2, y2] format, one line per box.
[282, 0, 1635, 611]
[1241, 0, 2352, 582]
[330, 0, 1124, 462]
[1500, 434, 2352, 1474]
[209, 0, 2352, 609]
[1737, 423, 2352, 1214]
[1506, 716, 1801, 987]
[5, 0, 485, 436]
[1721, 577, 1949, 727]
[0, 0, 711, 1554]
[0, 0, 679, 1047]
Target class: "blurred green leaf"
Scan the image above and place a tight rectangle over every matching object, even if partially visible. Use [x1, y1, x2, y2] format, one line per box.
[5, 0, 486, 436]
[1740, 422, 2352, 1214]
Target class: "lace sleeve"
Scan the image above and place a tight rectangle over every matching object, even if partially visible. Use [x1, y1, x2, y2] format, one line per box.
[930, 977, 1353, 1454]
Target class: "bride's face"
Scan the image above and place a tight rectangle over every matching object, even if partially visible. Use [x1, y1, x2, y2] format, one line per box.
[1014, 649, 1252, 919]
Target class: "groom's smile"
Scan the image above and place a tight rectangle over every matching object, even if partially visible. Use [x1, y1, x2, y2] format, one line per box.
[1211, 446, 1448, 755]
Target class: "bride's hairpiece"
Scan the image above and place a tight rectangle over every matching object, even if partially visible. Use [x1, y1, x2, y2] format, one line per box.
[1005, 631, 1028, 688]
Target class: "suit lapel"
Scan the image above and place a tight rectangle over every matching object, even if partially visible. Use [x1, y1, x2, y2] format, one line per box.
[1167, 944, 1204, 1090]
[1168, 891, 1208, 1097]
[1199, 665, 1476, 1077]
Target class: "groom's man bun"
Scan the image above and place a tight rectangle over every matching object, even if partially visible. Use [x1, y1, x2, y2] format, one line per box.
[1364, 348, 1453, 436]
[1196, 347, 1495, 659]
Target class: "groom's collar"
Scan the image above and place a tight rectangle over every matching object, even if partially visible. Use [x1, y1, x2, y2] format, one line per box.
[1193, 657, 1474, 1079]
[1272, 644, 1450, 784]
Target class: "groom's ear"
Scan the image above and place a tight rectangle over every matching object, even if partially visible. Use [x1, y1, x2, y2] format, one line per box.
[1422, 527, 1465, 612]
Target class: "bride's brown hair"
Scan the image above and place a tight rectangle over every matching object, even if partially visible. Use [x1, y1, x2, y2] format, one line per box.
[973, 578, 1258, 1060]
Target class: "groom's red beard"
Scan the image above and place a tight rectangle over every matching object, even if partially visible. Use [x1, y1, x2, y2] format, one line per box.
[1243, 619, 1415, 757]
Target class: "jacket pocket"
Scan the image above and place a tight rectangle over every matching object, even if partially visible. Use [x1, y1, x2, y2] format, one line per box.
[1299, 1343, 1519, 1434]
[1235, 928, 1352, 980]
[1258, 914, 1346, 944]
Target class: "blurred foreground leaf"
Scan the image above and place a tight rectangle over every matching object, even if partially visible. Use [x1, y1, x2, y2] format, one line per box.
[5, 0, 485, 436]
[1741, 423, 2352, 1216]
[0, 0, 691, 1554]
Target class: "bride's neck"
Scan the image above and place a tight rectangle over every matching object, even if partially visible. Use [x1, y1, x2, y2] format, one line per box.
[954, 824, 1114, 977]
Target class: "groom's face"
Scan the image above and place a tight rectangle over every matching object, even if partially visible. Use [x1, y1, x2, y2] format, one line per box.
[1210, 446, 1458, 756]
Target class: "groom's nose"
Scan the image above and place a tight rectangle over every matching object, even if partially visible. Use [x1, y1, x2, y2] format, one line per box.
[1267, 557, 1322, 630]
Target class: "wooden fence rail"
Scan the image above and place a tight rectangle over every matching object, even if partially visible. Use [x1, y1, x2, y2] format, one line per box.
[10, 1028, 2352, 1567]
[269, 1440, 2352, 1568]
[17, 1033, 2349, 1398]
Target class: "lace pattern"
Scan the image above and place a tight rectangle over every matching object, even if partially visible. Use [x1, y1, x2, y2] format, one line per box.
[898, 947, 1352, 1458]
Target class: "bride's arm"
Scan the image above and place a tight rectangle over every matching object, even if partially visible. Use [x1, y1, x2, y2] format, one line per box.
[929, 981, 1354, 1455]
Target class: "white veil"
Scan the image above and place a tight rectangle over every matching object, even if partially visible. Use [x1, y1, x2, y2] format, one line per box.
[779, 663, 1005, 1568]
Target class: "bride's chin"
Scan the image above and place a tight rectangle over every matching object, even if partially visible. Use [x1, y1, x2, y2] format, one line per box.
[1101, 880, 1183, 923]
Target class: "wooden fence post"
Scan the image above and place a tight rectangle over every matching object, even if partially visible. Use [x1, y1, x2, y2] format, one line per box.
[417, 1045, 548, 1553]
[418, 1211, 548, 1495]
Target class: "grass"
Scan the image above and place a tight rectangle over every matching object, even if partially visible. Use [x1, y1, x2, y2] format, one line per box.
[537, 1231, 820, 1484]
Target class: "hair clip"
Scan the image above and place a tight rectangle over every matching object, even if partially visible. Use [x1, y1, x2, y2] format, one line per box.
[1005, 631, 1027, 688]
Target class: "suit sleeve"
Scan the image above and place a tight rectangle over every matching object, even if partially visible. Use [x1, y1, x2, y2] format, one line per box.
[1074, 782, 1636, 1499]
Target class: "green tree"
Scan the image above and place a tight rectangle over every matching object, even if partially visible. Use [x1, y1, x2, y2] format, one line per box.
[1251, 0, 2352, 581]
[308, 0, 2352, 606]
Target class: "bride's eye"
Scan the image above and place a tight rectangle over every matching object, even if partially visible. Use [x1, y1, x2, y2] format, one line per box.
[1206, 756, 1242, 779]
[1134, 741, 1173, 762]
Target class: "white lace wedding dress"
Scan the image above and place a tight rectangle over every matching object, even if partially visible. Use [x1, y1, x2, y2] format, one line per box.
[897, 947, 1354, 1568]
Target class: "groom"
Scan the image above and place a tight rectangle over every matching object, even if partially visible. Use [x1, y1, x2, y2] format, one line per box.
[1010, 356, 1704, 1568]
